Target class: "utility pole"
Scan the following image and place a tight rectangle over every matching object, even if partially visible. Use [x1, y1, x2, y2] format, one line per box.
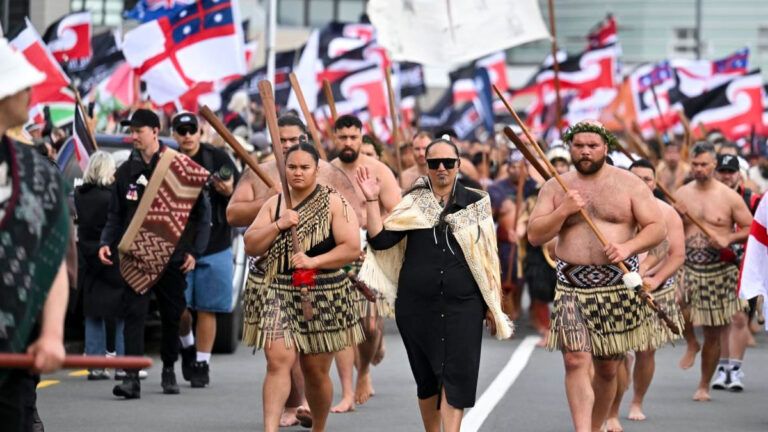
[694, 0, 703, 59]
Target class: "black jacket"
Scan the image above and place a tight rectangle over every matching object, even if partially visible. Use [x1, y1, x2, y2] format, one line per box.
[190, 143, 240, 255]
[75, 183, 124, 318]
[99, 144, 211, 264]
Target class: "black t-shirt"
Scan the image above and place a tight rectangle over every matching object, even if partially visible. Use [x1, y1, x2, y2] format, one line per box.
[191, 143, 240, 255]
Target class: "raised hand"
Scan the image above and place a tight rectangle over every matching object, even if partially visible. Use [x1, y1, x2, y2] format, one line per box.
[355, 166, 380, 202]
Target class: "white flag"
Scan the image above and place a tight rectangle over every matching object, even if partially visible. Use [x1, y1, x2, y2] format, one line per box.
[739, 197, 768, 329]
[367, 0, 550, 66]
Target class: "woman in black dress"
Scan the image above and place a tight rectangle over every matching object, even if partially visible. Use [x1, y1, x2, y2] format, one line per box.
[357, 138, 512, 432]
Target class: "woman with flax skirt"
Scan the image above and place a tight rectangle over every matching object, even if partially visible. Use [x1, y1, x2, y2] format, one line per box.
[243, 142, 364, 432]
[357, 138, 513, 432]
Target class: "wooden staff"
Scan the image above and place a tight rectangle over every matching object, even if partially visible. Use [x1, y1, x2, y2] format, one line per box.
[199, 106, 275, 189]
[288, 72, 328, 160]
[698, 123, 708, 138]
[494, 87, 680, 334]
[261, 80, 315, 321]
[0, 354, 152, 370]
[649, 84, 669, 154]
[678, 112, 693, 161]
[322, 79, 338, 123]
[613, 143, 718, 240]
[613, 113, 653, 161]
[502, 127, 548, 179]
[546, 0, 563, 134]
[384, 67, 404, 186]
[258, 80, 299, 254]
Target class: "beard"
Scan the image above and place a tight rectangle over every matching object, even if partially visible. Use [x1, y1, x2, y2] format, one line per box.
[338, 147, 359, 163]
[574, 156, 606, 175]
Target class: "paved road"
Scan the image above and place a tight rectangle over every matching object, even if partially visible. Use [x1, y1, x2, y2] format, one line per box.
[38, 321, 768, 431]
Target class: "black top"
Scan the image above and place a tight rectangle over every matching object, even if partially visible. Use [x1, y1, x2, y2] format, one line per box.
[74, 183, 124, 318]
[100, 144, 211, 262]
[190, 143, 240, 255]
[274, 188, 337, 270]
[367, 183, 485, 315]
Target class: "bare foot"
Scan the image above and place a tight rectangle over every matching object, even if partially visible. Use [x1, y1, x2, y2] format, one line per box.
[372, 343, 386, 366]
[354, 373, 375, 405]
[747, 332, 756, 347]
[627, 403, 646, 421]
[692, 388, 711, 401]
[296, 406, 313, 428]
[279, 408, 300, 427]
[678, 344, 700, 370]
[605, 416, 623, 432]
[330, 398, 355, 413]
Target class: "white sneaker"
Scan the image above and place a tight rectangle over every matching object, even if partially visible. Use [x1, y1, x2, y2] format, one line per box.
[727, 368, 744, 392]
[115, 369, 149, 380]
[711, 366, 730, 390]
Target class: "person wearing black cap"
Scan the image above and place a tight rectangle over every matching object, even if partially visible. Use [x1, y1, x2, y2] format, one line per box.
[98, 108, 211, 399]
[673, 142, 752, 402]
[171, 112, 240, 388]
[711, 152, 761, 393]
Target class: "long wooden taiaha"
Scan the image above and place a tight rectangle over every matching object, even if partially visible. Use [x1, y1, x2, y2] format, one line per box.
[613, 143, 718, 240]
[494, 85, 680, 334]
[288, 72, 328, 160]
[384, 67, 405, 186]
[200, 106, 276, 189]
[0, 354, 152, 370]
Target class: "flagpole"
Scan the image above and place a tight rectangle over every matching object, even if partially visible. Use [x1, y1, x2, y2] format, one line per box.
[71, 84, 98, 151]
[265, 0, 277, 94]
[547, 0, 563, 136]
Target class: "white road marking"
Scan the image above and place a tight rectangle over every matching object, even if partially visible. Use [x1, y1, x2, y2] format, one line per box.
[461, 335, 541, 432]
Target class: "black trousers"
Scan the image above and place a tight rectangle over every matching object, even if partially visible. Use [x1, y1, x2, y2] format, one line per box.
[0, 371, 38, 432]
[122, 264, 187, 369]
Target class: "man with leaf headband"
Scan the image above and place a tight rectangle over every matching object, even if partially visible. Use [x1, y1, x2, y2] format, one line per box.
[527, 121, 666, 432]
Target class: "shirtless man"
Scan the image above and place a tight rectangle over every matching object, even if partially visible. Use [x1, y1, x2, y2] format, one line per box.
[673, 142, 752, 402]
[712, 153, 761, 392]
[605, 159, 686, 431]
[228, 115, 359, 428]
[400, 131, 432, 188]
[330, 114, 401, 412]
[655, 143, 690, 193]
[527, 121, 666, 432]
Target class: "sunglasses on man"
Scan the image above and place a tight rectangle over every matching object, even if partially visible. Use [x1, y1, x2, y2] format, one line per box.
[176, 125, 198, 136]
[426, 158, 458, 170]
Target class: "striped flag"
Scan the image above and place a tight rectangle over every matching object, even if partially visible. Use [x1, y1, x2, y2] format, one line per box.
[73, 102, 97, 171]
[739, 197, 768, 329]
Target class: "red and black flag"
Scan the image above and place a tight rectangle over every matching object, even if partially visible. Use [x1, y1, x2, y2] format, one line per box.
[43, 11, 92, 63]
[682, 70, 764, 141]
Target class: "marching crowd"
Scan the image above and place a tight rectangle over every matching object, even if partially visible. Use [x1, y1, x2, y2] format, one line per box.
[2, 32, 768, 432]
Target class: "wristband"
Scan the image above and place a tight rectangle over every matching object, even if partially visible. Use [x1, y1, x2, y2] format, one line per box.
[274, 221, 281, 231]
[366, 198, 379, 202]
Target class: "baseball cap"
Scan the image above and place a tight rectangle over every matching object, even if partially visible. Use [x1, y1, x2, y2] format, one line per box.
[171, 112, 199, 130]
[121, 109, 160, 129]
[716, 154, 739, 172]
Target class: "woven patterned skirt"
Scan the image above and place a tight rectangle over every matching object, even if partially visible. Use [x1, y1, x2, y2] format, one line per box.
[684, 261, 741, 327]
[546, 257, 656, 357]
[242, 264, 365, 354]
[347, 260, 394, 319]
[646, 277, 684, 350]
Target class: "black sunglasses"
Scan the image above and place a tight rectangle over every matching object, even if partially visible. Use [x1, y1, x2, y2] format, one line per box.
[176, 125, 198, 136]
[426, 158, 458, 170]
